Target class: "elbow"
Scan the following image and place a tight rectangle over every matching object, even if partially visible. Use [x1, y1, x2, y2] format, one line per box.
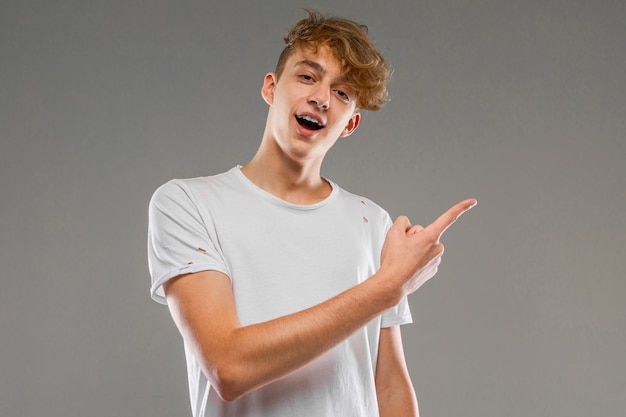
[214, 388, 242, 403]
[206, 361, 251, 402]
[214, 384, 244, 403]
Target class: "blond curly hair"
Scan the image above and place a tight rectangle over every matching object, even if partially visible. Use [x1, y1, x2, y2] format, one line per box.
[275, 9, 391, 111]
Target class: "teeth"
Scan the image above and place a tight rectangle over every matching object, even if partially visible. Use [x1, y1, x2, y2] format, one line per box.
[299, 115, 322, 126]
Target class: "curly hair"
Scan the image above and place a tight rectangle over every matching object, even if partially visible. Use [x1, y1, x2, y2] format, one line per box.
[275, 9, 391, 111]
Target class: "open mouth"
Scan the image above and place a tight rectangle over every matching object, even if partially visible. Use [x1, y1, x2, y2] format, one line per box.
[296, 114, 324, 131]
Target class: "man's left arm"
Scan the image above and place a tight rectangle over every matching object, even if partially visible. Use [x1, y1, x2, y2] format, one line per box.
[375, 325, 419, 417]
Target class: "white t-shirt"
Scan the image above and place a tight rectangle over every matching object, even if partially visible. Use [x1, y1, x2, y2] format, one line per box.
[148, 166, 412, 417]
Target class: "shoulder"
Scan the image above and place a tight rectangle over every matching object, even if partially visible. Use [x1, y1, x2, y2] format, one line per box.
[330, 182, 393, 227]
[149, 178, 201, 214]
[333, 183, 389, 214]
[150, 168, 238, 207]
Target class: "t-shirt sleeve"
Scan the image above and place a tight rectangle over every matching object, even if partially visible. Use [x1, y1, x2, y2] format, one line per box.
[147, 180, 230, 304]
[381, 297, 413, 327]
[377, 209, 413, 327]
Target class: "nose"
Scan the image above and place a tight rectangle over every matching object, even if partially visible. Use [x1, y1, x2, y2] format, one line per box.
[309, 86, 330, 110]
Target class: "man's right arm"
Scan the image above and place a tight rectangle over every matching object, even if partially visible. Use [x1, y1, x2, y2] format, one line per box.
[163, 198, 477, 402]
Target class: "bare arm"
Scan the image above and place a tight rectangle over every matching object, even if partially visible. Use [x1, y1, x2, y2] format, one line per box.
[164, 198, 477, 402]
[376, 326, 419, 417]
[165, 268, 398, 401]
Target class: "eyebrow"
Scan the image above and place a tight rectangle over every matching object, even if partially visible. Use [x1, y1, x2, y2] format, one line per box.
[295, 60, 326, 74]
[294, 60, 348, 84]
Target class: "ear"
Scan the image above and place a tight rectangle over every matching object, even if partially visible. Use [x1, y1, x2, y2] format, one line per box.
[261, 72, 277, 105]
[340, 112, 361, 138]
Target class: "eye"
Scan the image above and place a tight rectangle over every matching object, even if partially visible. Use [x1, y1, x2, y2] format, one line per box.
[334, 89, 351, 102]
[299, 74, 314, 82]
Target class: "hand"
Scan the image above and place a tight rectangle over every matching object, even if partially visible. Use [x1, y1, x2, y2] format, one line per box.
[379, 198, 477, 297]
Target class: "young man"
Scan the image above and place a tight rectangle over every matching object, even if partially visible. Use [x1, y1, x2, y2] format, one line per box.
[148, 10, 475, 417]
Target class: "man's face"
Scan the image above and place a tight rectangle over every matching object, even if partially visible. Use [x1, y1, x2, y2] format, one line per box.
[261, 45, 361, 163]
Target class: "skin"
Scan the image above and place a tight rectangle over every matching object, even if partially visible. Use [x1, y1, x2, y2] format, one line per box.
[241, 45, 362, 204]
[163, 45, 477, 413]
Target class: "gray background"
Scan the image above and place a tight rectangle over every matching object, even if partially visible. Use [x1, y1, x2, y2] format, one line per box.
[2, 0, 625, 416]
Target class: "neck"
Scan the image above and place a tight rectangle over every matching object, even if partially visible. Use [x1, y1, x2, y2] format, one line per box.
[241, 146, 331, 205]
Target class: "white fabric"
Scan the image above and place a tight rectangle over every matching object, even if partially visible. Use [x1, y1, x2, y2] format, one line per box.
[148, 166, 412, 417]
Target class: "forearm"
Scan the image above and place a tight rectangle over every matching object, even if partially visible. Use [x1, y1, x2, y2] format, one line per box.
[377, 382, 419, 417]
[375, 326, 419, 417]
[208, 272, 401, 400]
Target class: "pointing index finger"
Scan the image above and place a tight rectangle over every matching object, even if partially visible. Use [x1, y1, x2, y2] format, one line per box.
[427, 198, 477, 242]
